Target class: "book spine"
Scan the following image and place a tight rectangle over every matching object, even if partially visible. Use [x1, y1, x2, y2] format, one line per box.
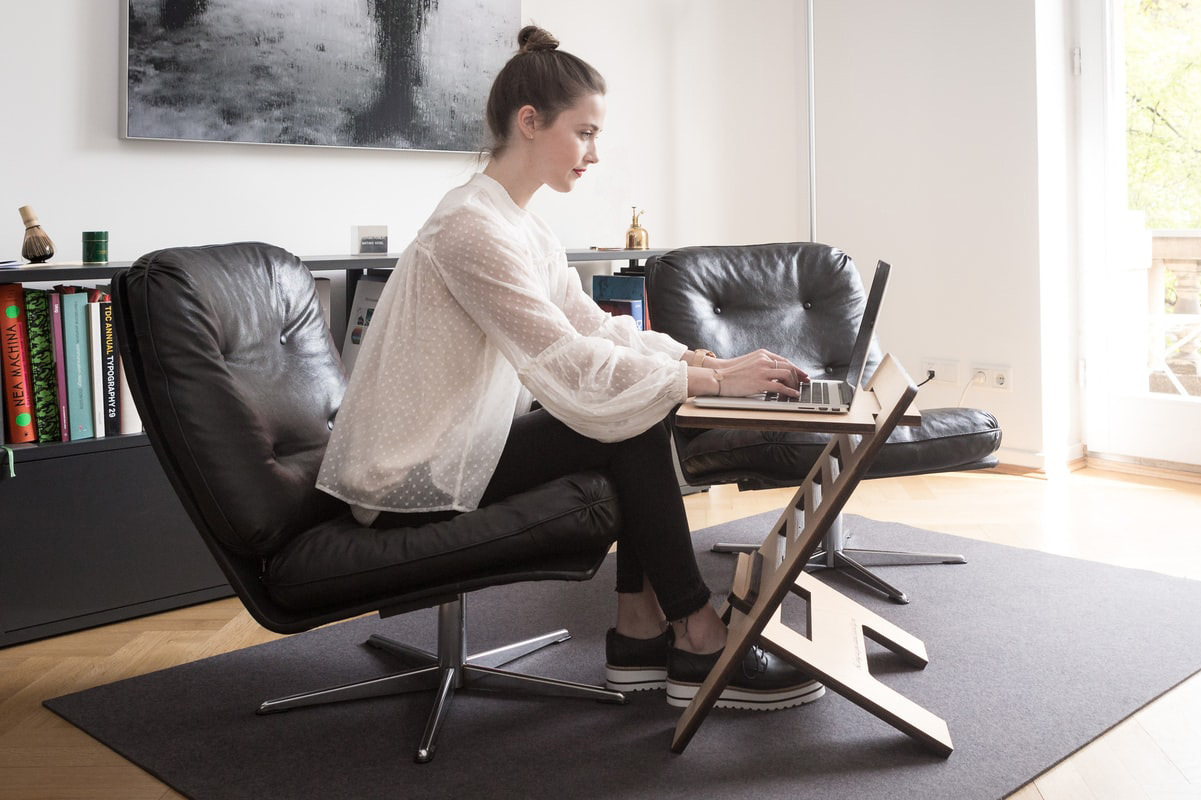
[340, 275, 387, 376]
[592, 273, 652, 331]
[0, 283, 37, 443]
[117, 356, 142, 434]
[61, 292, 94, 440]
[100, 301, 120, 436]
[596, 299, 645, 330]
[22, 289, 62, 442]
[49, 291, 71, 441]
[87, 301, 105, 439]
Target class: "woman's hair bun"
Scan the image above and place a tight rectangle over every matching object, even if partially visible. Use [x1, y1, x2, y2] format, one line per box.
[517, 25, 559, 54]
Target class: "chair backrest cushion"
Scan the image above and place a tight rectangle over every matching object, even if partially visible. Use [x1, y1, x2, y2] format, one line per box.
[115, 242, 348, 556]
[645, 242, 883, 383]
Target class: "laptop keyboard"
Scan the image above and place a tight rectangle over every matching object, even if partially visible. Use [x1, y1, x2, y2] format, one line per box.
[766, 381, 833, 405]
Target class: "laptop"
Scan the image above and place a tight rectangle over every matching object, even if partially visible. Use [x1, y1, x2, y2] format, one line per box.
[692, 260, 890, 414]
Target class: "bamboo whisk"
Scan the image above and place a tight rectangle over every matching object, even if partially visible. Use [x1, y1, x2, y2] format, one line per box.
[18, 205, 55, 263]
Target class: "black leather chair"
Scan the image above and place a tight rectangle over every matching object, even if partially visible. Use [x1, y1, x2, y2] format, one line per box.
[112, 242, 626, 763]
[645, 242, 1002, 603]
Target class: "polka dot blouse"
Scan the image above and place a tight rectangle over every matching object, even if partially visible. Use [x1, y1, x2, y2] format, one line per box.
[316, 173, 688, 517]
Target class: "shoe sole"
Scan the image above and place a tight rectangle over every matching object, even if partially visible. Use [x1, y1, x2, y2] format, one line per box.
[604, 665, 668, 692]
[664, 678, 825, 710]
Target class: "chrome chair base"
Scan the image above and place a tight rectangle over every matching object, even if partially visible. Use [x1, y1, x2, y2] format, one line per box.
[257, 595, 626, 763]
[712, 512, 966, 604]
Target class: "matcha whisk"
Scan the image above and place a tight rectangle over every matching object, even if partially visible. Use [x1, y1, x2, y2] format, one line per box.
[19, 205, 55, 264]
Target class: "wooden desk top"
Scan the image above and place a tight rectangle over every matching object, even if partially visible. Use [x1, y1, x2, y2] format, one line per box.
[676, 388, 922, 434]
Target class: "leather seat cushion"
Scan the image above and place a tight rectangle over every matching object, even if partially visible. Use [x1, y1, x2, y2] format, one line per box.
[677, 407, 1001, 489]
[265, 471, 620, 611]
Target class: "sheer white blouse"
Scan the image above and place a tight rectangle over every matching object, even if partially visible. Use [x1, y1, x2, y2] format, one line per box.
[315, 173, 689, 517]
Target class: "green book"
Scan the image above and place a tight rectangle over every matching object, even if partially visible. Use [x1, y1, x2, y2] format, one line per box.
[22, 289, 62, 442]
[60, 291, 94, 440]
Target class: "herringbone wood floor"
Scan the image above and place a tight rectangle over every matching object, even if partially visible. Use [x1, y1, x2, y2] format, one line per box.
[2, 466, 1200, 799]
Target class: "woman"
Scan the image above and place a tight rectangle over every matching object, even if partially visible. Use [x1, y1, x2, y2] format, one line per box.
[317, 26, 822, 711]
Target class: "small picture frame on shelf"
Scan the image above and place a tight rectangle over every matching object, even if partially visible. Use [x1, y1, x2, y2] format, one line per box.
[356, 226, 389, 254]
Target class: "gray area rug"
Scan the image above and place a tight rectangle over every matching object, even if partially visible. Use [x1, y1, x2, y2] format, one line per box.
[45, 513, 1201, 800]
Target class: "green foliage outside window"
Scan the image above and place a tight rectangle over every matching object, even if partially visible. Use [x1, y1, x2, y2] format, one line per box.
[1126, 0, 1201, 230]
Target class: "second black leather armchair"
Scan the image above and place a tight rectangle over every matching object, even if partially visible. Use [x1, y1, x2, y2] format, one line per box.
[646, 242, 1003, 603]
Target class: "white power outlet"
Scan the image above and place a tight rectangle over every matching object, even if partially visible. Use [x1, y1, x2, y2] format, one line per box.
[990, 367, 1013, 390]
[971, 363, 1013, 391]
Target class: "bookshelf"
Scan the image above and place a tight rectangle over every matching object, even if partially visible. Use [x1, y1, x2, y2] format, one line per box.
[0, 250, 664, 648]
[0, 255, 394, 648]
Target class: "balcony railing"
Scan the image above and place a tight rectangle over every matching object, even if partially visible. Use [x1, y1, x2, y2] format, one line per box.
[1150, 233, 1201, 396]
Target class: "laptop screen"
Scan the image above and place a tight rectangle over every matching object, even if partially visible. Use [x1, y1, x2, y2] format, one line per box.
[844, 260, 891, 390]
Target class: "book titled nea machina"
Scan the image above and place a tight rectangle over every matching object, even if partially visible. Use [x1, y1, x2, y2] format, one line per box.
[1, 282, 37, 444]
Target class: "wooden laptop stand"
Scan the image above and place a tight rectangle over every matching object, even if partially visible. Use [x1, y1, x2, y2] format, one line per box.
[671, 354, 953, 757]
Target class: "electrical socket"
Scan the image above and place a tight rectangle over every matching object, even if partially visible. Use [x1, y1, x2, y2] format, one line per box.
[971, 363, 1013, 391]
[920, 358, 959, 385]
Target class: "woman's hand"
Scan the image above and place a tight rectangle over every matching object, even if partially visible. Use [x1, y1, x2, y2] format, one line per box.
[685, 349, 809, 398]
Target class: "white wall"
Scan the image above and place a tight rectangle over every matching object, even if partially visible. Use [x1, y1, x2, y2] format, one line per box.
[2, 0, 1076, 468]
[812, 0, 1076, 468]
[0, 0, 805, 264]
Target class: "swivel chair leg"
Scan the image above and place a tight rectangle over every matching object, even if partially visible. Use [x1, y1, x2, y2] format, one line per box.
[256, 665, 442, 713]
[466, 629, 572, 669]
[415, 667, 457, 763]
[822, 549, 911, 604]
[462, 664, 629, 701]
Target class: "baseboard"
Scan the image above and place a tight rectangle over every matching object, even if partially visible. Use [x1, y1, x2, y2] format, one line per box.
[1085, 452, 1201, 486]
[993, 453, 1201, 485]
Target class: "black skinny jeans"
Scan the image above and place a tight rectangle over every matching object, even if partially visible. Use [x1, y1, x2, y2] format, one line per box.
[480, 409, 713, 622]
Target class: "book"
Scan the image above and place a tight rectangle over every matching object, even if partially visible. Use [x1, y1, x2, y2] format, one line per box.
[22, 288, 62, 442]
[0, 282, 37, 443]
[596, 299, 645, 330]
[49, 291, 70, 441]
[117, 357, 142, 434]
[59, 291, 94, 440]
[592, 274, 651, 330]
[341, 274, 387, 375]
[87, 300, 104, 438]
[100, 301, 120, 436]
[314, 276, 332, 331]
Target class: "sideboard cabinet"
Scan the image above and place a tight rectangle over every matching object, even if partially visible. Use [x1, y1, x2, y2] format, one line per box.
[0, 255, 395, 647]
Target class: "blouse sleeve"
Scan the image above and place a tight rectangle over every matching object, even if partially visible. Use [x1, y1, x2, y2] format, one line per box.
[427, 212, 688, 442]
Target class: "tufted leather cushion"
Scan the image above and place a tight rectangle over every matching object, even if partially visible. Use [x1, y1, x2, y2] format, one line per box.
[675, 408, 1001, 489]
[116, 243, 621, 623]
[121, 242, 348, 556]
[266, 471, 618, 610]
[646, 243, 882, 381]
[645, 243, 1001, 488]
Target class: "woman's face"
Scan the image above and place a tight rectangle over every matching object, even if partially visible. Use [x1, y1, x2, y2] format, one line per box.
[532, 92, 605, 194]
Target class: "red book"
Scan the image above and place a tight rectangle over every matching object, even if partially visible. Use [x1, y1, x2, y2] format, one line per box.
[1, 283, 37, 443]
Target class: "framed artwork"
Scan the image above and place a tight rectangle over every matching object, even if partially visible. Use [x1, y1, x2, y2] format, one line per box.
[122, 0, 519, 152]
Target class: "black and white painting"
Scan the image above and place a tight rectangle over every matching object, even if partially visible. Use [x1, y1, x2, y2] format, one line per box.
[123, 0, 518, 152]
